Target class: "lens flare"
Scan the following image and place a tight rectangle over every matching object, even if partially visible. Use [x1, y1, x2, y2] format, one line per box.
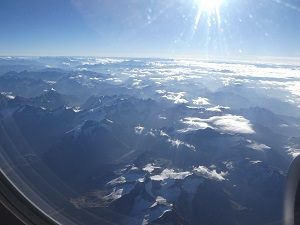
[193, 0, 224, 32]
[196, 0, 223, 13]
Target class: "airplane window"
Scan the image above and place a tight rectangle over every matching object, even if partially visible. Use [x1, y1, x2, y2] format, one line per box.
[0, 0, 300, 225]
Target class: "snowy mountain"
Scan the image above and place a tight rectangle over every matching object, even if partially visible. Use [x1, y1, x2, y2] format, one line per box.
[0, 57, 299, 225]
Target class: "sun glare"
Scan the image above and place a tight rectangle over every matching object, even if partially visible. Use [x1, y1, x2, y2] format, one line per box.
[197, 0, 223, 13]
[193, 0, 224, 31]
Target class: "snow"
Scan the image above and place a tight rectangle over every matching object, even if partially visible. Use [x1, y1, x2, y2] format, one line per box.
[223, 161, 234, 170]
[168, 138, 184, 148]
[142, 217, 149, 225]
[150, 169, 192, 181]
[250, 160, 262, 164]
[148, 205, 171, 222]
[103, 188, 123, 201]
[107, 176, 126, 186]
[167, 138, 196, 151]
[1, 92, 15, 99]
[73, 107, 81, 113]
[193, 166, 227, 181]
[143, 164, 160, 173]
[135, 125, 145, 134]
[158, 115, 167, 120]
[160, 130, 169, 137]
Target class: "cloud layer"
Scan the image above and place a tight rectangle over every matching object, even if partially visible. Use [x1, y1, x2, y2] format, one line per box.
[182, 114, 255, 134]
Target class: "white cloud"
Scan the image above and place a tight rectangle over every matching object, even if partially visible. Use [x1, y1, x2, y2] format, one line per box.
[162, 92, 188, 104]
[181, 117, 211, 130]
[193, 166, 227, 181]
[155, 90, 166, 94]
[192, 97, 210, 106]
[206, 105, 230, 112]
[286, 147, 300, 159]
[181, 115, 255, 134]
[246, 140, 271, 151]
[81, 58, 127, 65]
[286, 81, 300, 97]
[206, 115, 255, 134]
[132, 79, 142, 87]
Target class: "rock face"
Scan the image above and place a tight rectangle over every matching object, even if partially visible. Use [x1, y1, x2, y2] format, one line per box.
[0, 57, 298, 225]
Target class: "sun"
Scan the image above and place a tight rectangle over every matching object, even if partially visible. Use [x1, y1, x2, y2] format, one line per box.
[193, 0, 224, 31]
[194, 0, 223, 13]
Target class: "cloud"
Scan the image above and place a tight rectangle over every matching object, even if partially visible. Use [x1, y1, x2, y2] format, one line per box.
[155, 89, 166, 94]
[193, 166, 227, 181]
[180, 117, 211, 131]
[162, 92, 188, 104]
[286, 147, 300, 158]
[181, 115, 255, 134]
[285, 81, 300, 97]
[205, 115, 255, 134]
[192, 97, 210, 106]
[132, 79, 142, 87]
[246, 140, 270, 151]
[81, 58, 127, 65]
[206, 105, 230, 112]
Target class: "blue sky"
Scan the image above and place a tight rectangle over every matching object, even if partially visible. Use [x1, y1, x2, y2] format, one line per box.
[1, 0, 300, 59]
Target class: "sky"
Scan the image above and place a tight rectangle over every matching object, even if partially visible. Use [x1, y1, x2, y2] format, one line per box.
[0, 0, 300, 59]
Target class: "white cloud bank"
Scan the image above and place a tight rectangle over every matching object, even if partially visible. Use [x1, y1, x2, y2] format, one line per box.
[181, 115, 255, 134]
[207, 115, 255, 134]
